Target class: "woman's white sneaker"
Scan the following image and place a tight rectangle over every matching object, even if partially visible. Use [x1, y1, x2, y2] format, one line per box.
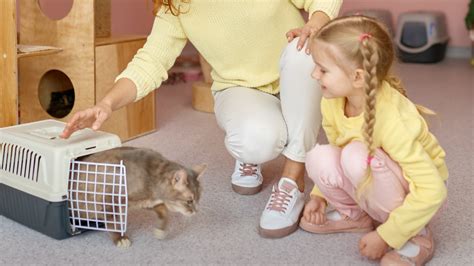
[231, 160, 263, 195]
[258, 177, 304, 238]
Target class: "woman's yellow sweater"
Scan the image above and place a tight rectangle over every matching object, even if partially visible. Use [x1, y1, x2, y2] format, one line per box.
[115, 0, 342, 101]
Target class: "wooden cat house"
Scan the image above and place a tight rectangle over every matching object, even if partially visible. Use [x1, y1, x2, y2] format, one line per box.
[17, 0, 156, 141]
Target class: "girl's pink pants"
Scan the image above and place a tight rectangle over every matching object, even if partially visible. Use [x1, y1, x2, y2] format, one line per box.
[306, 141, 409, 223]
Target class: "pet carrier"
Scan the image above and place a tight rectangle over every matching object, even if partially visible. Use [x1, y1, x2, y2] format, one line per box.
[0, 120, 127, 240]
[396, 11, 449, 63]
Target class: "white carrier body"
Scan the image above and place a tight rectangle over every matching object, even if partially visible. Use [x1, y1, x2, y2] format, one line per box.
[0, 119, 121, 203]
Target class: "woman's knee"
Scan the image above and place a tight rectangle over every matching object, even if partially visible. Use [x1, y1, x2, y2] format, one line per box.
[279, 37, 314, 73]
[225, 121, 287, 164]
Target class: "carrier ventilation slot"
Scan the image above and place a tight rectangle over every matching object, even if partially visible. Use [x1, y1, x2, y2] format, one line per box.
[0, 143, 42, 182]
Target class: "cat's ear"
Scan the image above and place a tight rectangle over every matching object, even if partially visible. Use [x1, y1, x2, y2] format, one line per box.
[172, 169, 188, 187]
[192, 164, 207, 180]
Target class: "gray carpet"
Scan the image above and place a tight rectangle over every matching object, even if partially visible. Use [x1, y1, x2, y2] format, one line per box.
[1, 58, 473, 265]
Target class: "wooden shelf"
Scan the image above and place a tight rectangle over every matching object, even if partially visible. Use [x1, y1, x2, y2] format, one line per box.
[17, 44, 62, 58]
[95, 35, 146, 46]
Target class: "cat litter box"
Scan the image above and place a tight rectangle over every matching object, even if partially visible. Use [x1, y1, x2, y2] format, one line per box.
[396, 11, 449, 63]
[0, 119, 127, 239]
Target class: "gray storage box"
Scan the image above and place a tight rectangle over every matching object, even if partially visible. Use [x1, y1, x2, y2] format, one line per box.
[0, 120, 126, 239]
[396, 11, 449, 63]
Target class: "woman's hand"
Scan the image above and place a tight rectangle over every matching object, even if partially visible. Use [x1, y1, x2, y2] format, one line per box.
[286, 11, 330, 54]
[60, 101, 112, 139]
[359, 230, 389, 260]
[60, 78, 137, 139]
[302, 195, 327, 225]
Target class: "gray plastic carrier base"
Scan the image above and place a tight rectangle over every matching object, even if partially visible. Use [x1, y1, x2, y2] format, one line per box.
[398, 42, 448, 63]
[0, 183, 74, 240]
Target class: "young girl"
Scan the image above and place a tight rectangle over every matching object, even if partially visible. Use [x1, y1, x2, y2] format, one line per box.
[301, 16, 448, 265]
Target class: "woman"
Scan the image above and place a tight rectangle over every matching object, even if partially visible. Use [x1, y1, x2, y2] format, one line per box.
[61, 0, 343, 238]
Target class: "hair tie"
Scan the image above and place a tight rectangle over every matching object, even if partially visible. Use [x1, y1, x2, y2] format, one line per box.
[359, 33, 372, 42]
[366, 155, 374, 166]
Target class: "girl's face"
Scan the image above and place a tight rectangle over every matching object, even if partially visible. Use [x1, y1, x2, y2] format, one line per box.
[310, 41, 359, 99]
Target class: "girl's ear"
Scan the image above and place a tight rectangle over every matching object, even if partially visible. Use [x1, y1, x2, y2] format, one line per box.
[352, 68, 365, 89]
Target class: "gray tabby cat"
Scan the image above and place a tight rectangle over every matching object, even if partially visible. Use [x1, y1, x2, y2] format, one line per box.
[72, 146, 206, 248]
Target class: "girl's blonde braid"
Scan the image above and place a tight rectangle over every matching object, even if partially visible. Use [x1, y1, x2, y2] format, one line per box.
[357, 37, 380, 197]
[387, 75, 435, 115]
[361, 39, 379, 156]
[386, 75, 408, 97]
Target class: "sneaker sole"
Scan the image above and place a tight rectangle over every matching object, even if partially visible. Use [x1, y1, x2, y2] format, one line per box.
[231, 183, 262, 195]
[258, 222, 299, 238]
[299, 219, 373, 234]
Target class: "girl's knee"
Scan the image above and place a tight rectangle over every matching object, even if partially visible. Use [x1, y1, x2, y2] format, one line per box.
[306, 144, 341, 183]
[340, 141, 369, 185]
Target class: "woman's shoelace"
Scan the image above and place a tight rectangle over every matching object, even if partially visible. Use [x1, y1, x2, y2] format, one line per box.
[239, 163, 258, 176]
[267, 188, 293, 213]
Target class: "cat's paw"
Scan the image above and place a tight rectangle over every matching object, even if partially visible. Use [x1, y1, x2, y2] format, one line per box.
[153, 228, 167, 239]
[115, 237, 132, 249]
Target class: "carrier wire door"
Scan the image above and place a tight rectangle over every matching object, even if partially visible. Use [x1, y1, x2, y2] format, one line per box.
[68, 159, 128, 236]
